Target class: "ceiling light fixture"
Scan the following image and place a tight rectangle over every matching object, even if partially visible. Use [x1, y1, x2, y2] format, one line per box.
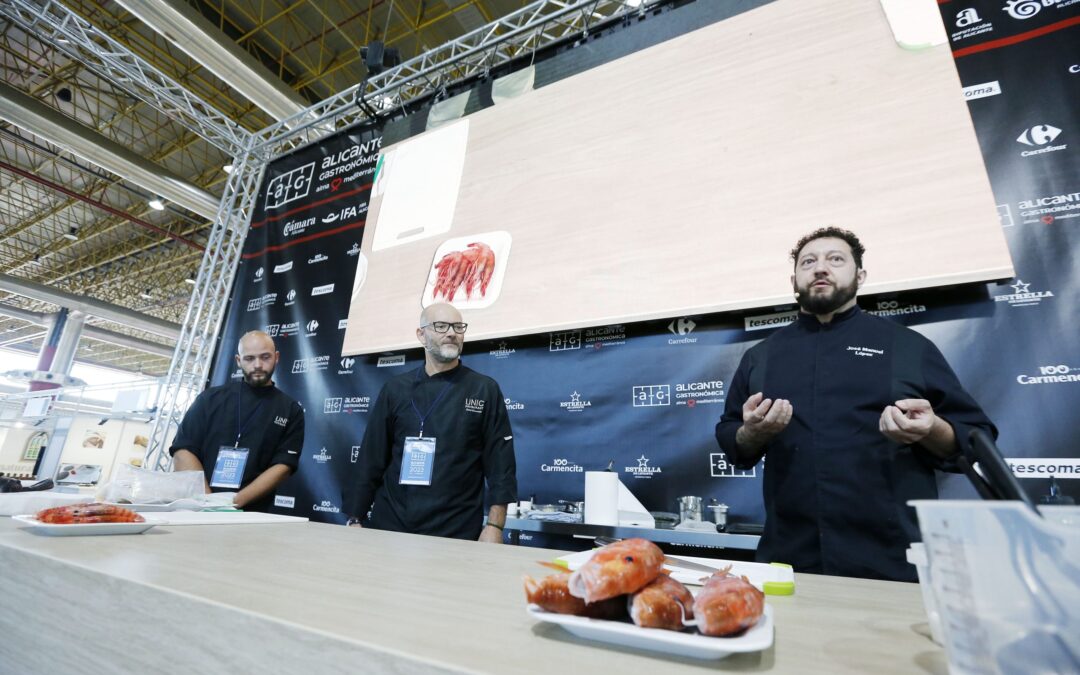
[223, 164, 234, 174]
[184, 277, 197, 285]
[62, 226, 79, 241]
[139, 289, 153, 300]
[148, 197, 165, 211]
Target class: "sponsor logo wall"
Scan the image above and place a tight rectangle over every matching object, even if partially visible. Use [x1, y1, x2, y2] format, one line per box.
[208, 1, 1079, 527]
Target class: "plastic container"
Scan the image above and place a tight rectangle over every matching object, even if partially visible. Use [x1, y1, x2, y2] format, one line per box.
[909, 500, 1080, 675]
[905, 543, 944, 645]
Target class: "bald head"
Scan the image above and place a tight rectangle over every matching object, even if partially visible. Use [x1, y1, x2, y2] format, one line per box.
[417, 303, 465, 369]
[419, 303, 463, 326]
[235, 330, 279, 387]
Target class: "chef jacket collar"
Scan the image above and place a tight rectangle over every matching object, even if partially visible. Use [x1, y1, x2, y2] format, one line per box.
[796, 304, 861, 331]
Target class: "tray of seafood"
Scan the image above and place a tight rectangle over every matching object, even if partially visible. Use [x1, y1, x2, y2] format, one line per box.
[556, 548, 795, 593]
[13, 503, 155, 536]
[525, 538, 773, 660]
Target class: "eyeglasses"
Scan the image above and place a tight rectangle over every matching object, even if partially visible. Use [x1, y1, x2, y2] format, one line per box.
[421, 321, 468, 334]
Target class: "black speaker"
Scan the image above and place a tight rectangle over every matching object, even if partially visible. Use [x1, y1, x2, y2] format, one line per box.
[362, 41, 385, 71]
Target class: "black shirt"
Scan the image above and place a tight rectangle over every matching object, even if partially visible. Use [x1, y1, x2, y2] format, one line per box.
[715, 306, 995, 581]
[345, 363, 518, 540]
[169, 380, 304, 512]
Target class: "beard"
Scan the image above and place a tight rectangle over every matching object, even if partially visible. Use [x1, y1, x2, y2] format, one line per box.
[426, 339, 461, 363]
[795, 276, 858, 315]
[243, 368, 273, 386]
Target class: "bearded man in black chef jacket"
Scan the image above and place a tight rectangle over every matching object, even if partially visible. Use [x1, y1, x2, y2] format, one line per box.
[715, 227, 996, 581]
[345, 302, 517, 543]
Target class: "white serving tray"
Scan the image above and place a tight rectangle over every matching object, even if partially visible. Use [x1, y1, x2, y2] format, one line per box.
[12, 514, 155, 537]
[527, 604, 773, 660]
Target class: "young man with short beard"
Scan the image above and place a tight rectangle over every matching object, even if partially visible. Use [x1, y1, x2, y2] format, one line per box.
[171, 330, 304, 511]
[715, 227, 995, 581]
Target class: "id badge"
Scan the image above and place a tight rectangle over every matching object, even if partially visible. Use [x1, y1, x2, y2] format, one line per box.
[399, 436, 436, 486]
[211, 447, 249, 489]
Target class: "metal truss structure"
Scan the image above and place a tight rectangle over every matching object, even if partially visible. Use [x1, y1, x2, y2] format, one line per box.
[255, 0, 660, 158]
[1, 0, 249, 156]
[0, 0, 668, 470]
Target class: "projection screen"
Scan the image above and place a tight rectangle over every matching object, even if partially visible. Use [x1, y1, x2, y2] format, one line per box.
[342, 0, 1013, 355]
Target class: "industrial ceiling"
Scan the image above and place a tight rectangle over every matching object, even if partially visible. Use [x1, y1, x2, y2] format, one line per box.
[0, 0, 530, 377]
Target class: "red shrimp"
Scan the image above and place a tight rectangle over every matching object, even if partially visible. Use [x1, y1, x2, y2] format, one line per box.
[629, 573, 695, 630]
[36, 503, 145, 524]
[692, 568, 764, 636]
[567, 538, 665, 604]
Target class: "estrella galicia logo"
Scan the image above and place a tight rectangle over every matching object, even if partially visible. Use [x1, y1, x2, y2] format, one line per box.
[624, 455, 662, 479]
[312, 447, 332, 464]
[559, 391, 591, 412]
[274, 495, 295, 508]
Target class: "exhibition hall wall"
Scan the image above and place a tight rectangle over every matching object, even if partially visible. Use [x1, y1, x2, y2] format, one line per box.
[209, 0, 1080, 526]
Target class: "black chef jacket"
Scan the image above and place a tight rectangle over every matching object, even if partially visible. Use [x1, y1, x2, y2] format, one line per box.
[715, 306, 995, 581]
[169, 380, 304, 512]
[346, 363, 518, 540]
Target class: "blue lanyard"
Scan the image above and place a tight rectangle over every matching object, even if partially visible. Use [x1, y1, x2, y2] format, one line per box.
[236, 389, 268, 448]
[409, 368, 454, 438]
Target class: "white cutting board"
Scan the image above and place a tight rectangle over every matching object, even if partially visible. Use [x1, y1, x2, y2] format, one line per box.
[141, 511, 308, 526]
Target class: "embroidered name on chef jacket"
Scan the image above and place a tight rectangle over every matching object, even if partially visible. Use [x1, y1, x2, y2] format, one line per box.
[846, 345, 885, 358]
[464, 398, 485, 414]
[274, 415, 289, 427]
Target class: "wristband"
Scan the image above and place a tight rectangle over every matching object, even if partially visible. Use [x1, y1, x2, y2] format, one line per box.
[486, 522, 504, 530]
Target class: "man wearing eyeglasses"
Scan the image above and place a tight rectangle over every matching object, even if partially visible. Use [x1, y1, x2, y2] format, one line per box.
[345, 303, 517, 543]
[715, 227, 996, 582]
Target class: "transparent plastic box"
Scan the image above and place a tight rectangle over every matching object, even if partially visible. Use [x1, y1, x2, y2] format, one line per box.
[909, 500, 1080, 675]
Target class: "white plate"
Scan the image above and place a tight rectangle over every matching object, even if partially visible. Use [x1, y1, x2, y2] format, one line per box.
[555, 550, 796, 591]
[12, 514, 156, 536]
[421, 231, 512, 310]
[527, 604, 773, 660]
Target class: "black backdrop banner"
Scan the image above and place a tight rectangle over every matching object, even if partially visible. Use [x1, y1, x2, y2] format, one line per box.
[210, 1, 1080, 531]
